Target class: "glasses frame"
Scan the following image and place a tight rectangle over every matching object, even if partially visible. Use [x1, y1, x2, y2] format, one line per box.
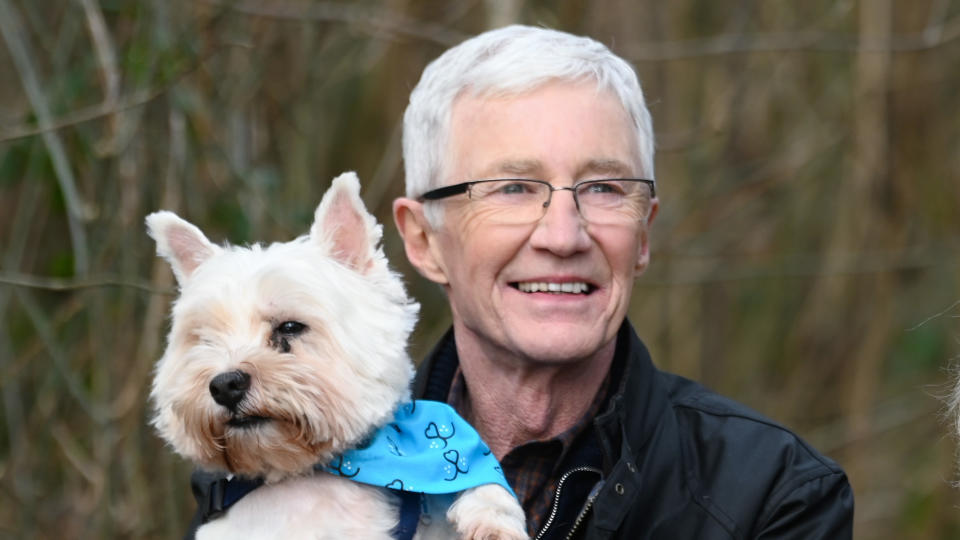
[419, 178, 657, 206]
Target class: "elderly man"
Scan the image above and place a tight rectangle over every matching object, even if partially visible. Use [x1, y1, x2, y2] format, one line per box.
[391, 25, 854, 539]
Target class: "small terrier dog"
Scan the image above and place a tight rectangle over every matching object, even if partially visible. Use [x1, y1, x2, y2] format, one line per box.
[147, 173, 527, 539]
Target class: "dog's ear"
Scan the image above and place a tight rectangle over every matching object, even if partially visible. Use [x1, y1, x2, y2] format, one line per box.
[146, 211, 220, 284]
[311, 171, 382, 273]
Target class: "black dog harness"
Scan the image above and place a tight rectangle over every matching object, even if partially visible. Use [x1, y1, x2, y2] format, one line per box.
[199, 475, 421, 540]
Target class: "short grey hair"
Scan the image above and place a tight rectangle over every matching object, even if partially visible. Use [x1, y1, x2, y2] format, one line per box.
[401, 25, 655, 208]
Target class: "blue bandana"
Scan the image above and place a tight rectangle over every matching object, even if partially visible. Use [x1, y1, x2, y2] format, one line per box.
[317, 400, 515, 498]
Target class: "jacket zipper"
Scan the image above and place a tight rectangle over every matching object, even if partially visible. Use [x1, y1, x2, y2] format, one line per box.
[563, 480, 603, 540]
[534, 466, 603, 540]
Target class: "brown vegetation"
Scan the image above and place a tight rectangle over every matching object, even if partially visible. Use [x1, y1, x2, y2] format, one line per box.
[0, 1, 958, 538]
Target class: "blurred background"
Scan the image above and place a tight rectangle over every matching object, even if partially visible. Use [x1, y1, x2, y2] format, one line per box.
[0, 0, 958, 538]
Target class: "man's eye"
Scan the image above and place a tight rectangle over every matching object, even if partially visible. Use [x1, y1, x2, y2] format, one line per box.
[497, 182, 534, 195]
[277, 321, 307, 336]
[583, 181, 621, 195]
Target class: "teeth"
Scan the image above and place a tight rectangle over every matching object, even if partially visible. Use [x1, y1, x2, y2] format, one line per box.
[517, 282, 590, 294]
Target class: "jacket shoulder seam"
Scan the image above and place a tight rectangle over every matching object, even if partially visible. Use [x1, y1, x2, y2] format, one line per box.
[684, 475, 741, 540]
[672, 397, 842, 473]
[755, 469, 850, 533]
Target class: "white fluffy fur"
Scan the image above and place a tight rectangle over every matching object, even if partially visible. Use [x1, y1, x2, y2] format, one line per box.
[147, 172, 527, 539]
[196, 475, 400, 540]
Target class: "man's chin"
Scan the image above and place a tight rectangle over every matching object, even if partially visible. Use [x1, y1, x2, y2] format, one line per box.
[507, 329, 614, 366]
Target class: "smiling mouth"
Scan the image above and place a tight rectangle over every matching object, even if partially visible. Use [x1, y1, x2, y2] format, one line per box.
[227, 415, 271, 429]
[512, 281, 595, 294]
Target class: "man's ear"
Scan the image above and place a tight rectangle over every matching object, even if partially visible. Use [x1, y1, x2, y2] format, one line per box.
[393, 198, 449, 285]
[146, 211, 220, 285]
[635, 198, 659, 274]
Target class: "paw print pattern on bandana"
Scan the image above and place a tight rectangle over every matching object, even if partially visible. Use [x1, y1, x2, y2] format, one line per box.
[425, 421, 455, 449]
[320, 400, 516, 498]
[480, 442, 501, 473]
[386, 479, 414, 492]
[329, 455, 360, 478]
[442, 450, 470, 482]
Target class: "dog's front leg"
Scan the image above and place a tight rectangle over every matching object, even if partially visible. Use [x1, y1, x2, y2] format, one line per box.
[446, 484, 528, 540]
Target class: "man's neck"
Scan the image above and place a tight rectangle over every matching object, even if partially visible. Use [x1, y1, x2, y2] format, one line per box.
[453, 331, 615, 460]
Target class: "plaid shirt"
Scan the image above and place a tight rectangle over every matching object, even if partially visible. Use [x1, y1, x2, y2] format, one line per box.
[447, 369, 611, 537]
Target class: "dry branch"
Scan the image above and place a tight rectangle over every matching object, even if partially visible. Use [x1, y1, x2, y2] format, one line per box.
[0, 0, 91, 274]
[0, 272, 174, 295]
[205, 0, 470, 46]
[624, 13, 960, 61]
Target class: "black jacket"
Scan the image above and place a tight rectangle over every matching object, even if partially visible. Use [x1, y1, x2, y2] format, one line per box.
[413, 321, 854, 540]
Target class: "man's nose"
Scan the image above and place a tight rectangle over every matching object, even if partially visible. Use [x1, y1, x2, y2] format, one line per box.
[529, 189, 591, 256]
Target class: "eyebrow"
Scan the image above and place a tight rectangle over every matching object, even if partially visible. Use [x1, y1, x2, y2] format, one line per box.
[479, 158, 636, 179]
[484, 159, 542, 177]
[576, 158, 635, 178]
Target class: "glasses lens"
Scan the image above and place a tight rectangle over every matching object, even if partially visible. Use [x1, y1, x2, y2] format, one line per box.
[576, 180, 652, 224]
[468, 180, 550, 223]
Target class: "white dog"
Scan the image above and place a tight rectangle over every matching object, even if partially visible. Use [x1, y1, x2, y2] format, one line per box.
[147, 172, 527, 539]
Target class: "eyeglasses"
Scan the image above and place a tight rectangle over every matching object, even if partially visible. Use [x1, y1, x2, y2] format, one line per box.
[418, 178, 656, 225]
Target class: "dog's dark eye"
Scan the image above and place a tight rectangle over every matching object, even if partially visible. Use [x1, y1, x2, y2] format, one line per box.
[271, 321, 307, 353]
[277, 321, 307, 336]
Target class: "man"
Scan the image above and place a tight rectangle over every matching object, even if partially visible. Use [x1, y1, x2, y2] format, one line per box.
[391, 25, 853, 539]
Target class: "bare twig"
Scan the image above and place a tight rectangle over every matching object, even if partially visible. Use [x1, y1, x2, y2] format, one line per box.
[51, 422, 104, 488]
[77, 0, 122, 155]
[51, 421, 106, 516]
[0, 334, 23, 485]
[924, 0, 952, 44]
[806, 392, 941, 455]
[107, 108, 186, 422]
[0, 0, 91, 274]
[77, 0, 120, 106]
[906, 299, 960, 332]
[0, 39, 247, 144]
[0, 272, 174, 295]
[14, 289, 109, 423]
[624, 13, 960, 61]
[643, 239, 960, 286]
[205, 0, 470, 47]
[0, 89, 159, 143]
[0, 165, 43, 508]
[484, 0, 522, 29]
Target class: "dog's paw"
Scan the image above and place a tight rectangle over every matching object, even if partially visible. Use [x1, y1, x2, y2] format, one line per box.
[447, 484, 529, 540]
[461, 525, 529, 540]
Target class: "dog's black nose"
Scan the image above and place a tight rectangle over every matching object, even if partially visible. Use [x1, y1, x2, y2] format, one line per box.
[209, 370, 251, 410]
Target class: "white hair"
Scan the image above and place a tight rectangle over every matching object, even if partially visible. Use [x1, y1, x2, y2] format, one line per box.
[402, 25, 655, 213]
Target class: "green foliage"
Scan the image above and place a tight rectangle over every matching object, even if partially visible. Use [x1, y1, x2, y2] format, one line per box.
[0, 140, 31, 186]
[209, 197, 251, 245]
[891, 324, 948, 377]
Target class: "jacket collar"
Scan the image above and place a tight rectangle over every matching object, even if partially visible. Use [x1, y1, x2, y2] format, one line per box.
[598, 321, 666, 460]
[412, 327, 458, 402]
[412, 320, 667, 464]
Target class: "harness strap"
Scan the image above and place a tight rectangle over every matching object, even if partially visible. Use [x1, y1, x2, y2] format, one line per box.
[391, 490, 422, 540]
[202, 475, 264, 522]
[202, 475, 421, 540]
